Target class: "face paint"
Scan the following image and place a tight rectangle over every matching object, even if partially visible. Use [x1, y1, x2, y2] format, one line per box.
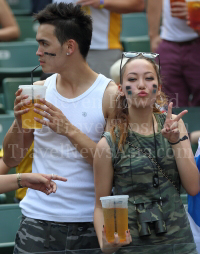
[44, 52, 56, 57]
[153, 84, 157, 94]
[126, 86, 132, 95]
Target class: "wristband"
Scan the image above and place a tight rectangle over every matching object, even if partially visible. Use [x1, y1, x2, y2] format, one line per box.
[17, 173, 23, 188]
[99, 0, 104, 9]
[168, 135, 188, 145]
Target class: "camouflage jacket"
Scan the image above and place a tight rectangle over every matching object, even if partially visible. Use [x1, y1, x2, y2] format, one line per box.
[102, 113, 197, 254]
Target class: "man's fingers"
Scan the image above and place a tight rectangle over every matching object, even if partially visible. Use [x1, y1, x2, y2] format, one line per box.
[171, 2, 187, 7]
[34, 103, 55, 116]
[15, 94, 29, 106]
[173, 109, 188, 122]
[33, 108, 54, 122]
[40, 98, 59, 112]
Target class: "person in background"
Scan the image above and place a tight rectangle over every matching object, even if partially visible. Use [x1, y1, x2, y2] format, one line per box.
[94, 52, 199, 254]
[31, 0, 52, 13]
[190, 131, 200, 145]
[0, 143, 35, 202]
[188, 138, 200, 254]
[0, 0, 20, 41]
[147, 0, 200, 107]
[53, 0, 145, 78]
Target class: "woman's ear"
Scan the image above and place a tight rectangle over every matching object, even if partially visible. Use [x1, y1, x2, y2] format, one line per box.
[157, 84, 162, 96]
[118, 84, 125, 96]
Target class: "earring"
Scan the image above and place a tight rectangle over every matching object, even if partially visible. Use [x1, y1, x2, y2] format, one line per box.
[66, 53, 70, 56]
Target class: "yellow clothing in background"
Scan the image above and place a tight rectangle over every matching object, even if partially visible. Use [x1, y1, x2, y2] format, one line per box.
[0, 149, 3, 157]
[15, 142, 33, 200]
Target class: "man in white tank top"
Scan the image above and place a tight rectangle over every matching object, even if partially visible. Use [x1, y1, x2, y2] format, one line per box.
[52, 0, 145, 78]
[148, 0, 200, 107]
[3, 3, 117, 253]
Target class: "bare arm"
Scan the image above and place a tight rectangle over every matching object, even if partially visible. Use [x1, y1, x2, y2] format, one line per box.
[93, 137, 114, 251]
[0, 173, 67, 194]
[147, 0, 162, 52]
[77, 0, 145, 13]
[161, 103, 199, 196]
[103, 81, 118, 132]
[170, 117, 199, 195]
[2, 81, 45, 167]
[0, 158, 10, 174]
[103, 0, 145, 13]
[0, 0, 20, 41]
[190, 131, 200, 144]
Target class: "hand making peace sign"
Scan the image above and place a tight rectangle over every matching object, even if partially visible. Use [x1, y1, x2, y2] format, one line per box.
[161, 102, 188, 144]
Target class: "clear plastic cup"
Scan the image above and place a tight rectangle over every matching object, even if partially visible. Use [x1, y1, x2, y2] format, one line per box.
[186, 0, 200, 30]
[100, 195, 129, 243]
[19, 85, 47, 129]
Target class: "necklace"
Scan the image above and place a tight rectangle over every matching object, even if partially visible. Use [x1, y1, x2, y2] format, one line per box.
[128, 116, 160, 189]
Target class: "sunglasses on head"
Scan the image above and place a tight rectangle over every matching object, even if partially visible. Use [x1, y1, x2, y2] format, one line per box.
[120, 52, 160, 84]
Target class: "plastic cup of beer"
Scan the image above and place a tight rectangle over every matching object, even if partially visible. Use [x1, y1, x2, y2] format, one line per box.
[170, 0, 186, 19]
[186, 0, 200, 30]
[19, 85, 47, 129]
[100, 195, 129, 243]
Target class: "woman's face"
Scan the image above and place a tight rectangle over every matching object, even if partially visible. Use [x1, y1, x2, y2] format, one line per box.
[120, 59, 161, 109]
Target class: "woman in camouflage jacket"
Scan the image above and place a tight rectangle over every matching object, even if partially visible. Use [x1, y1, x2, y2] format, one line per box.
[93, 53, 199, 254]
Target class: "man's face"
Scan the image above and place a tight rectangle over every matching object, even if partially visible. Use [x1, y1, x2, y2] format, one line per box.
[36, 24, 66, 73]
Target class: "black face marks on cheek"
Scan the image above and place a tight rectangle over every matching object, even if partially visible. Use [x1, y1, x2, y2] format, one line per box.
[153, 84, 157, 94]
[126, 86, 132, 95]
[44, 52, 56, 57]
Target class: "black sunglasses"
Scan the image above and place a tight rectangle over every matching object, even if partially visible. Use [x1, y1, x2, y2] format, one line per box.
[120, 52, 160, 84]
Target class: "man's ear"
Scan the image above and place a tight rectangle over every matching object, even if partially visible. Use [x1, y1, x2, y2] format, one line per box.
[65, 39, 76, 55]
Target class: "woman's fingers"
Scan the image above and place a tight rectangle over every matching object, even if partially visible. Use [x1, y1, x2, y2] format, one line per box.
[173, 109, 188, 122]
[166, 102, 173, 120]
[124, 230, 132, 244]
[113, 232, 120, 244]
[170, 121, 178, 130]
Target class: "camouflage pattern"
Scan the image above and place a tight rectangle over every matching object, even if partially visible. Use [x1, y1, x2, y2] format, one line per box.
[14, 215, 102, 254]
[102, 113, 197, 254]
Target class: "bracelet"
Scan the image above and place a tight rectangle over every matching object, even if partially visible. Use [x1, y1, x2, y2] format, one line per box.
[99, 0, 104, 9]
[17, 173, 23, 188]
[168, 135, 188, 145]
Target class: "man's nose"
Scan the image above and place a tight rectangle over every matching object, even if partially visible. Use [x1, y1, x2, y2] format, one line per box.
[36, 47, 43, 56]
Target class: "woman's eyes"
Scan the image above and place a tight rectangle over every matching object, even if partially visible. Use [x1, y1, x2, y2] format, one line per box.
[128, 78, 136, 81]
[128, 77, 154, 82]
[146, 77, 154, 81]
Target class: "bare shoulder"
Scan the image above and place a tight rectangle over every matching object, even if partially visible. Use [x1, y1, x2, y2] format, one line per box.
[33, 80, 45, 86]
[103, 81, 118, 119]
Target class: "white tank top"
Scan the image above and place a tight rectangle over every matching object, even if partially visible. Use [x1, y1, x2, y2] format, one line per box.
[161, 0, 198, 42]
[20, 73, 111, 222]
[53, 0, 122, 50]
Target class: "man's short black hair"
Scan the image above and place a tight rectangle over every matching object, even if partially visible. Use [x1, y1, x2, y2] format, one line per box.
[34, 3, 93, 59]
